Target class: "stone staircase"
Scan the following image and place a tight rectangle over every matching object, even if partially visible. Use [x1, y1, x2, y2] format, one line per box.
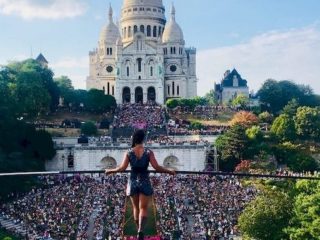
[0, 215, 26, 236]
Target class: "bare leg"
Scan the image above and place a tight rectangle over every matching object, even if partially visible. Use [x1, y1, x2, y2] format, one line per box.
[138, 194, 150, 233]
[130, 195, 140, 230]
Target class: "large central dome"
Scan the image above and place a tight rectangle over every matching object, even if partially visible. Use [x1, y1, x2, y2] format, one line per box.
[123, 0, 164, 8]
[120, 0, 166, 44]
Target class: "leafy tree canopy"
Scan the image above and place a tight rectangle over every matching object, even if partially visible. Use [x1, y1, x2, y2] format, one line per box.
[258, 79, 319, 114]
[81, 121, 98, 136]
[271, 114, 296, 142]
[239, 188, 293, 240]
[295, 106, 320, 141]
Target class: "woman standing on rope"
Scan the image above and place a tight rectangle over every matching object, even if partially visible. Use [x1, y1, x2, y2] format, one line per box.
[106, 129, 176, 239]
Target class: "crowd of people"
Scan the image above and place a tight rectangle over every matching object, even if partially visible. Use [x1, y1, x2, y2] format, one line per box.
[168, 125, 229, 136]
[0, 174, 257, 240]
[113, 103, 166, 129]
[168, 106, 238, 121]
[152, 175, 256, 239]
[146, 135, 209, 146]
[0, 175, 127, 240]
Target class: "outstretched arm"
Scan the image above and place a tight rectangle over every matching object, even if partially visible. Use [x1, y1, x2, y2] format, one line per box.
[105, 152, 129, 175]
[149, 151, 175, 175]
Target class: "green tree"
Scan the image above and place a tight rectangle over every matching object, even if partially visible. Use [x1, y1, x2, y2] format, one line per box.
[189, 121, 204, 130]
[166, 98, 179, 109]
[273, 142, 318, 172]
[86, 89, 116, 113]
[231, 94, 249, 108]
[246, 125, 263, 140]
[258, 79, 318, 114]
[258, 79, 283, 113]
[14, 71, 51, 117]
[3, 237, 13, 240]
[216, 124, 249, 171]
[72, 89, 88, 110]
[166, 97, 208, 110]
[204, 89, 218, 105]
[81, 121, 98, 136]
[55, 76, 74, 106]
[295, 106, 320, 141]
[286, 180, 320, 240]
[271, 114, 296, 141]
[0, 69, 15, 115]
[239, 188, 293, 240]
[283, 98, 299, 117]
[258, 111, 274, 124]
[0, 116, 56, 198]
[7, 59, 59, 111]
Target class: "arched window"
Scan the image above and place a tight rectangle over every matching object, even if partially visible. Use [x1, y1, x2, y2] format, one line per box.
[158, 26, 162, 36]
[147, 87, 156, 101]
[150, 66, 153, 77]
[128, 26, 132, 37]
[107, 82, 110, 95]
[134, 25, 138, 34]
[170, 47, 173, 54]
[167, 85, 170, 95]
[173, 47, 176, 54]
[103, 86, 105, 93]
[153, 26, 157, 37]
[107, 48, 109, 55]
[177, 85, 180, 96]
[127, 66, 130, 77]
[112, 86, 114, 96]
[147, 25, 151, 37]
[124, 27, 127, 38]
[140, 25, 145, 33]
[137, 58, 142, 72]
[110, 48, 112, 55]
[172, 82, 175, 95]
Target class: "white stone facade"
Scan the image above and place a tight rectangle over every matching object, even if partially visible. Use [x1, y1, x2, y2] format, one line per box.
[215, 69, 249, 104]
[86, 0, 197, 105]
[221, 87, 249, 104]
[46, 144, 207, 172]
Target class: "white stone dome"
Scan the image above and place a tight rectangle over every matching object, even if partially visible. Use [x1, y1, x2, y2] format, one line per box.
[162, 5, 184, 44]
[99, 5, 120, 44]
[123, 0, 163, 7]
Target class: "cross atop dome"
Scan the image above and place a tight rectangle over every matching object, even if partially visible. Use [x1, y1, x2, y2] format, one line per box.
[108, 3, 113, 23]
[171, 3, 176, 21]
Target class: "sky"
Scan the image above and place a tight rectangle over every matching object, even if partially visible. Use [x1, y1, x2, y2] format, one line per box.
[0, 0, 319, 96]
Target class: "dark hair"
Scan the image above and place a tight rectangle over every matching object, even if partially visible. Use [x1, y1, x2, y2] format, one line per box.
[131, 129, 146, 148]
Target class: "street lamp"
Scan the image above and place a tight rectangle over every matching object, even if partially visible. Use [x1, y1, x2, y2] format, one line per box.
[61, 154, 65, 172]
[213, 146, 219, 171]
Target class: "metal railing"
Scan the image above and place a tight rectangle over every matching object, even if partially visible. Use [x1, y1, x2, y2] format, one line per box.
[0, 170, 319, 180]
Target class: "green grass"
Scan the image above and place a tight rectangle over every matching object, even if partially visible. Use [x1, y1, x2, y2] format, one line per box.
[123, 197, 158, 236]
[0, 228, 21, 240]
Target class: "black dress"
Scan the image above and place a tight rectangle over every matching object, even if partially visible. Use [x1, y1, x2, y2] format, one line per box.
[126, 148, 154, 197]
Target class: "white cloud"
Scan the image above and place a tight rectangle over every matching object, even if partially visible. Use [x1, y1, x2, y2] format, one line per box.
[51, 56, 88, 69]
[66, 74, 86, 89]
[197, 25, 320, 96]
[2, 54, 30, 63]
[51, 56, 88, 89]
[0, 0, 87, 20]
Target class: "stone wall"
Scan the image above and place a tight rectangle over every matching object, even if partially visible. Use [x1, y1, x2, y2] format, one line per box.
[46, 143, 208, 172]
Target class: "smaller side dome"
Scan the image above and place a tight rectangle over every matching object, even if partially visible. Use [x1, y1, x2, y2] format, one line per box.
[162, 4, 184, 44]
[99, 4, 120, 44]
